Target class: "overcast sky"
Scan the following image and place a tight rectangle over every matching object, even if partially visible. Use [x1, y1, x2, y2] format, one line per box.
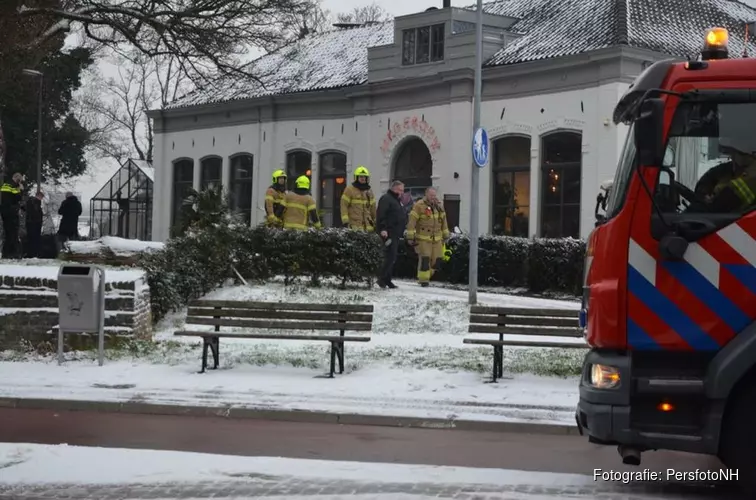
[72, 0, 756, 208]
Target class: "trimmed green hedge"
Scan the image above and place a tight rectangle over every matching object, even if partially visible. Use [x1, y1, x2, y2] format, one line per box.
[141, 224, 384, 322]
[394, 234, 586, 295]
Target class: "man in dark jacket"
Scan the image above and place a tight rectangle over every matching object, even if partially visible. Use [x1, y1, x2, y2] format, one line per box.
[376, 180, 406, 289]
[0, 173, 25, 258]
[25, 191, 44, 257]
[57, 192, 82, 245]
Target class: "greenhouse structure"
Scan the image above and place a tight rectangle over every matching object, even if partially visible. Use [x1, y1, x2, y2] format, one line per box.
[89, 159, 154, 240]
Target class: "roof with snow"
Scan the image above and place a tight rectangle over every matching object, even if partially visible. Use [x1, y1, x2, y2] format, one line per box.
[166, 0, 756, 110]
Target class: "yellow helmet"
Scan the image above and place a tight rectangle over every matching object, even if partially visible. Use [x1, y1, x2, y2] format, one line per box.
[272, 169, 286, 183]
[353, 165, 370, 180]
[295, 175, 310, 189]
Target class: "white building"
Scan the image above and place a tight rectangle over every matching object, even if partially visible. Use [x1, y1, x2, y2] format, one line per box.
[148, 0, 756, 241]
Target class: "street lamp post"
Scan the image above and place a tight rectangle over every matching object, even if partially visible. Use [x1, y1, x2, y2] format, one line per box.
[468, 0, 483, 305]
[22, 69, 43, 195]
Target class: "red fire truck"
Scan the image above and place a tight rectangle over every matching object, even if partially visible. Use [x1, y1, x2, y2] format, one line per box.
[576, 26, 756, 485]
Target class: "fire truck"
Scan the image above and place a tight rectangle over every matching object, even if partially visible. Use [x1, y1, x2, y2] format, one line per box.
[576, 26, 756, 485]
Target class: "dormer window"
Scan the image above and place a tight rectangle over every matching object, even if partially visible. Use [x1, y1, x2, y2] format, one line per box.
[402, 23, 445, 65]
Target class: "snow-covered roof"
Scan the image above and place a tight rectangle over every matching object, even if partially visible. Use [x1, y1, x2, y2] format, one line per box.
[166, 0, 756, 110]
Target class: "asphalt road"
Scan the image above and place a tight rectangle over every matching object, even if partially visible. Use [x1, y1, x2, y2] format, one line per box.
[0, 407, 724, 475]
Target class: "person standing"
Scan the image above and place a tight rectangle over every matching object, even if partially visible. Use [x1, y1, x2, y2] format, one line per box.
[405, 187, 450, 287]
[0, 173, 24, 258]
[375, 180, 406, 289]
[57, 191, 82, 247]
[281, 175, 321, 230]
[340, 165, 376, 231]
[265, 170, 287, 227]
[25, 191, 44, 258]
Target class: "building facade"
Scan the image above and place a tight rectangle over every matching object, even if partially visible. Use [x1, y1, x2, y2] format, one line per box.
[148, 0, 756, 242]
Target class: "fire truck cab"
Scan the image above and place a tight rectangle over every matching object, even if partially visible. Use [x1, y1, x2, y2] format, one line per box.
[576, 26, 756, 484]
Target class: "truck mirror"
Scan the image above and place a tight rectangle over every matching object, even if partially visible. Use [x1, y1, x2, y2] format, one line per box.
[634, 98, 665, 167]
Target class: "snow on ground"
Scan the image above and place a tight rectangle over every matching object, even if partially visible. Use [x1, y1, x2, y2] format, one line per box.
[0, 443, 597, 487]
[0, 262, 144, 282]
[65, 236, 164, 256]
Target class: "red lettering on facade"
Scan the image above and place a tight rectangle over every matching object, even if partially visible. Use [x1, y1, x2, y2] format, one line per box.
[380, 115, 441, 156]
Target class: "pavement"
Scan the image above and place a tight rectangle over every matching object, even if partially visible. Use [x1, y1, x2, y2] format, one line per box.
[0, 407, 746, 499]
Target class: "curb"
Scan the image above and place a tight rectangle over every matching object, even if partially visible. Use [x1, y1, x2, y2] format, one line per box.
[0, 397, 580, 436]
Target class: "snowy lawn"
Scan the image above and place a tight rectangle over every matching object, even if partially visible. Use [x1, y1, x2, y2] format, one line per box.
[0, 443, 598, 487]
[0, 280, 583, 425]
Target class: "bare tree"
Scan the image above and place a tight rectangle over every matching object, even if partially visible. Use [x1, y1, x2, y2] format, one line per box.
[336, 1, 390, 24]
[74, 48, 193, 165]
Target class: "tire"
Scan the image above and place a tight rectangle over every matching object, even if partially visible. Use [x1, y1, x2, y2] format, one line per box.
[719, 380, 756, 495]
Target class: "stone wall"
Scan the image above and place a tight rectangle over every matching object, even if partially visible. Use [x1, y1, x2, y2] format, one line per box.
[0, 266, 153, 351]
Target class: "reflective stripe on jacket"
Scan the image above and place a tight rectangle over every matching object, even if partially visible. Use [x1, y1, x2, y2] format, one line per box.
[340, 183, 376, 230]
[406, 198, 450, 242]
[0, 182, 22, 210]
[265, 185, 286, 222]
[282, 191, 321, 230]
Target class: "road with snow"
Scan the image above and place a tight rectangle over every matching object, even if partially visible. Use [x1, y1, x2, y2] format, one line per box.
[0, 407, 744, 499]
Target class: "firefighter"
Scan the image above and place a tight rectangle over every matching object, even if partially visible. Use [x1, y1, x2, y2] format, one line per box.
[340, 165, 376, 231]
[282, 175, 321, 230]
[265, 170, 287, 227]
[0, 173, 24, 258]
[405, 187, 450, 287]
[703, 136, 756, 213]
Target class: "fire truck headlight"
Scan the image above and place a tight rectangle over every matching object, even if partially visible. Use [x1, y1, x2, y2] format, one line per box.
[590, 364, 621, 389]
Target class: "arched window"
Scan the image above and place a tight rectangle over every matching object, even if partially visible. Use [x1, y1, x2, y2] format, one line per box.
[172, 159, 194, 228]
[200, 156, 222, 191]
[491, 136, 531, 237]
[393, 137, 432, 200]
[319, 152, 347, 227]
[229, 154, 253, 225]
[540, 132, 582, 238]
[286, 150, 312, 191]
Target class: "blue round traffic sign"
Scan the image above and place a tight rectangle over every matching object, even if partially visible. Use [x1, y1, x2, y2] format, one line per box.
[472, 128, 488, 167]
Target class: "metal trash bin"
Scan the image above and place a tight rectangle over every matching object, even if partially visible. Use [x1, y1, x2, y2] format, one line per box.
[57, 264, 105, 365]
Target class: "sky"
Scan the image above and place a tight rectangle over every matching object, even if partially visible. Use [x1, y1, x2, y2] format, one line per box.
[71, 0, 756, 208]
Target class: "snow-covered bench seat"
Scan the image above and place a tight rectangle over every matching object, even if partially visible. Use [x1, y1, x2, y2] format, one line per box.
[174, 300, 373, 377]
[463, 306, 587, 382]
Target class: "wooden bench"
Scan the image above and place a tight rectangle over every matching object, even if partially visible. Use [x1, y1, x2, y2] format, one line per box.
[463, 306, 587, 382]
[174, 300, 373, 377]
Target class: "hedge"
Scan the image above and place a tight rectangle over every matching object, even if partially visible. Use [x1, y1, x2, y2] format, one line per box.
[139, 222, 585, 323]
[141, 224, 384, 322]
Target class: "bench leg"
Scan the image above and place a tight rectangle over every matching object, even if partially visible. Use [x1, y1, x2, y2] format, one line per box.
[209, 336, 220, 369]
[496, 345, 503, 379]
[329, 341, 345, 378]
[490, 345, 503, 383]
[200, 338, 210, 374]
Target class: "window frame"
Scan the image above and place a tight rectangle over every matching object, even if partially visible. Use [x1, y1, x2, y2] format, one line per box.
[491, 135, 531, 237]
[171, 158, 194, 229]
[401, 23, 445, 66]
[199, 156, 222, 191]
[318, 151, 347, 228]
[539, 132, 583, 238]
[229, 153, 254, 225]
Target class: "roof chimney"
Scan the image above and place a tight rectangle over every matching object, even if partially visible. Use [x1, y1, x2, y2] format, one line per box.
[443, 0, 450, 7]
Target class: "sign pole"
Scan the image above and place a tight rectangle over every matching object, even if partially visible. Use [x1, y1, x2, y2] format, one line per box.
[97, 267, 105, 366]
[468, 0, 484, 305]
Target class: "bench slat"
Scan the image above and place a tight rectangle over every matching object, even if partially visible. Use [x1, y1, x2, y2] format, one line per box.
[469, 314, 578, 327]
[469, 306, 578, 317]
[187, 307, 372, 323]
[463, 338, 586, 349]
[190, 300, 373, 313]
[174, 331, 370, 342]
[467, 324, 583, 337]
[185, 317, 373, 330]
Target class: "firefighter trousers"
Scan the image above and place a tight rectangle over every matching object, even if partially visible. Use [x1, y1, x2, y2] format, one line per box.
[417, 240, 443, 283]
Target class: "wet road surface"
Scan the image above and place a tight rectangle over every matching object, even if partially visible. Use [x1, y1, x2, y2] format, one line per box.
[0, 407, 745, 499]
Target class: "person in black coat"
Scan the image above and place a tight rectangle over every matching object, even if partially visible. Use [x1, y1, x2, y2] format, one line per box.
[25, 191, 44, 257]
[0, 173, 25, 258]
[57, 192, 82, 245]
[375, 180, 407, 289]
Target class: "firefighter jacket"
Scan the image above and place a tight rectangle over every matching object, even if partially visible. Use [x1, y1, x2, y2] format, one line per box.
[340, 182, 376, 230]
[708, 169, 756, 213]
[282, 188, 322, 230]
[265, 184, 286, 224]
[406, 198, 450, 242]
[0, 181, 22, 213]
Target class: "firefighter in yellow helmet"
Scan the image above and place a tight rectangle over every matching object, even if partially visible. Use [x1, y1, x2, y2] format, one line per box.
[264, 170, 287, 227]
[281, 175, 321, 230]
[405, 187, 450, 287]
[340, 165, 376, 231]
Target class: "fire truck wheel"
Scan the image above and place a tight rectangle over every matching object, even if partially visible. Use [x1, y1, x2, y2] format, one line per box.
[719, 378, 756, 492]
